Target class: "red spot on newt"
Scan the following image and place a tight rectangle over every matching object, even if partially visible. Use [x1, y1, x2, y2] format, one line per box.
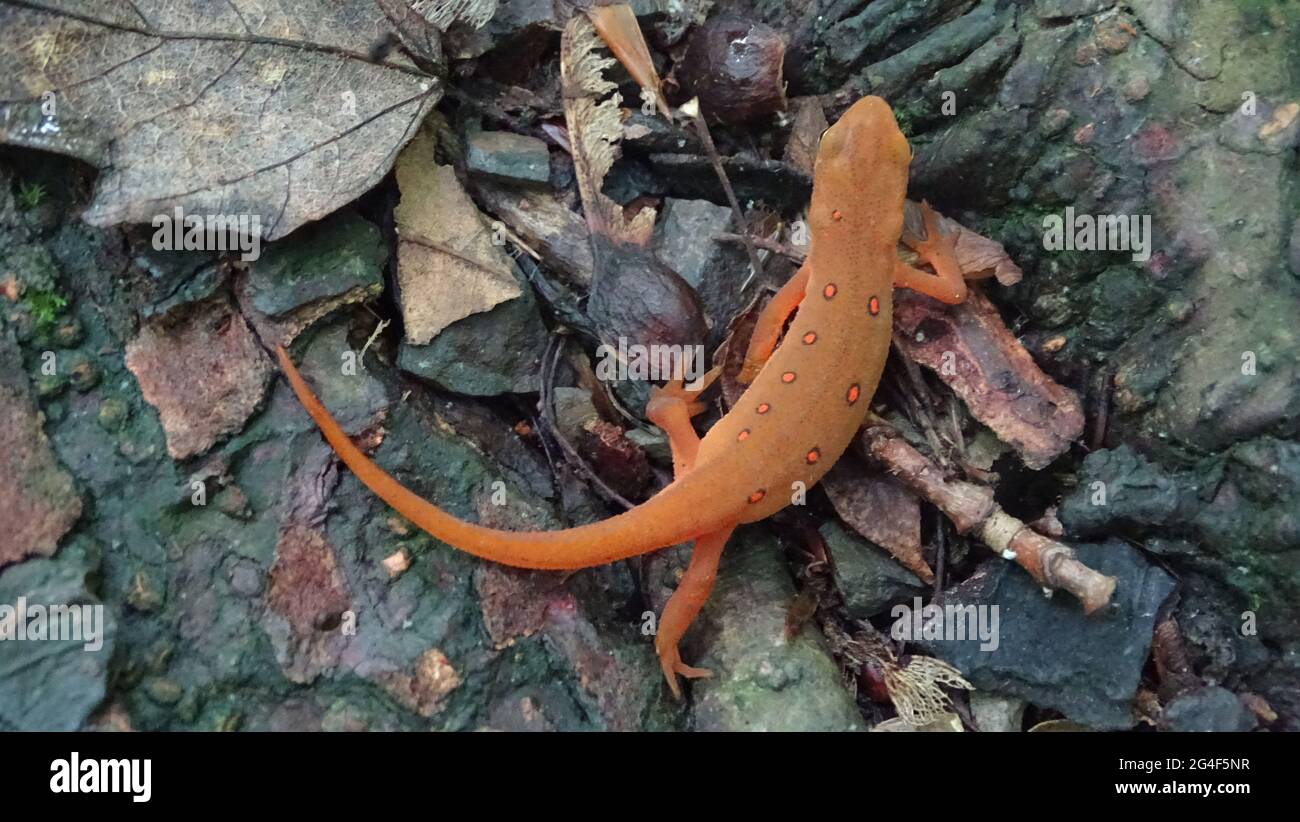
[868, 296, 880, 315]
[823, 284, 837, 299]
[757, 402, 771, 414]
[806, 448, 821, 464]
[802, 331, 817, 345]
[747, 489, 767, 504]
[737, 429, 750, 442]
[847, 384, 861, 404]
[781, 371, 797, 384]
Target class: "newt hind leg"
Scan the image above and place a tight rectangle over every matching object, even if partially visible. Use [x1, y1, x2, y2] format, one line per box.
[894, 200, 967, 305]
[655, 525, 735, 699]
[646, 368, 733, 698]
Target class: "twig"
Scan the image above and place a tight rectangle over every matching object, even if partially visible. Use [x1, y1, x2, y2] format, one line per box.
[359, 318, 390, 365]
[539, 333, 636, 510]
[715, 231, 806, 263]
[860, 423, 1117, 614]
[685, 100, 766, 291]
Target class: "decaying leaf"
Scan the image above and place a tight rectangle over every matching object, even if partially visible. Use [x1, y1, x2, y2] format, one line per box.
[871, 713, 964, 732]
[822, 458, 931, 584]
[0, 1, 442, 240]
[394, 129, 521, 344]
[823, 620, 971, 728]
[883, 655, 974, 727]
[560, 13, 655, 245]
[893, 288, 1084, 470]
[413, 0, 499, 30]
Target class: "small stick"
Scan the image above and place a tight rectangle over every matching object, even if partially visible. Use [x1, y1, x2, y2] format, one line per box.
[716, 231, 806, 263]
[861, 424, 1116, 614]
[539, 334, 636, 510]
[685, 100, 766, 291]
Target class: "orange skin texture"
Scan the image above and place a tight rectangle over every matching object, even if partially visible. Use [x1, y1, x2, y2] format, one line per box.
[276, 96, 966, 697]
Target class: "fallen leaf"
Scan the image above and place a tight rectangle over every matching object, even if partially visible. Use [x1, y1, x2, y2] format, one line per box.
[823, 458, 931, 583]
[0, 0, 442, 240]
[893, 287, 1084, 470]
[394, 129, 522, 344]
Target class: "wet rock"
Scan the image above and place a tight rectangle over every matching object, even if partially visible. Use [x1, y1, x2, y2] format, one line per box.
[466, 131, 550, 187]
[551, 386, 601, 443]
[919, 541, 1176, 730]
[0, 544, 115, 731]
[540, 594, 675, 731]
[136, 256, 226, 321]
[1035, 0, 1114, 20]
[651, 198, 753, 344]
[1217, 100, 1300, 156]
[0, 332, 81, 565]
[691, 528, 864, 731]
[125, 294, 274, 459]
[244, 210, 386, 319]
[1290, 218, 1300, 278]
[264, 523, 352, 684]
[1057, 445, 1191, 533]
[287, 321, 390, 432]
[1161, 686, 1257, 733]
[821, 521, 924, 619]
[397, 266, 546, 396]
[970, 693, 1027, 733]
[1060, 441, 1300, 645]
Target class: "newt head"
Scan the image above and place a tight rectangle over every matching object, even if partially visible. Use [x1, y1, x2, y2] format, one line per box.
[810, 95, 911, 242]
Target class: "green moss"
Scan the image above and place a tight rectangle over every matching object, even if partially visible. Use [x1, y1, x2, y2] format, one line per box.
[22, 288, 68, 333]
[15, 180, 47, 211]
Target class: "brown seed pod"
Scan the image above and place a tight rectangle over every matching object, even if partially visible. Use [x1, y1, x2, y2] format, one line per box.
[677, 16, 787, 124]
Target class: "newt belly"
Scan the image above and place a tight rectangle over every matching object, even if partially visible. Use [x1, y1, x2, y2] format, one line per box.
[277, 95, 968, 697]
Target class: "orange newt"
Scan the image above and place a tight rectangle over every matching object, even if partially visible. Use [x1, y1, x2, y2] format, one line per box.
[275, 96, 969, 697]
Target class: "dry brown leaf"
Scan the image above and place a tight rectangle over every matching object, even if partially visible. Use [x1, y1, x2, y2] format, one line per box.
[822, 459, 931, 583]
[585, 3, 671, 116]
[893, 287, 1084, 470]
[560, 14, 656, 245]
[394, 129, 522, 344]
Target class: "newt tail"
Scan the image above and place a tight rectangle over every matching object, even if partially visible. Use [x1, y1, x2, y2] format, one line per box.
[276, 344, 739, 569]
